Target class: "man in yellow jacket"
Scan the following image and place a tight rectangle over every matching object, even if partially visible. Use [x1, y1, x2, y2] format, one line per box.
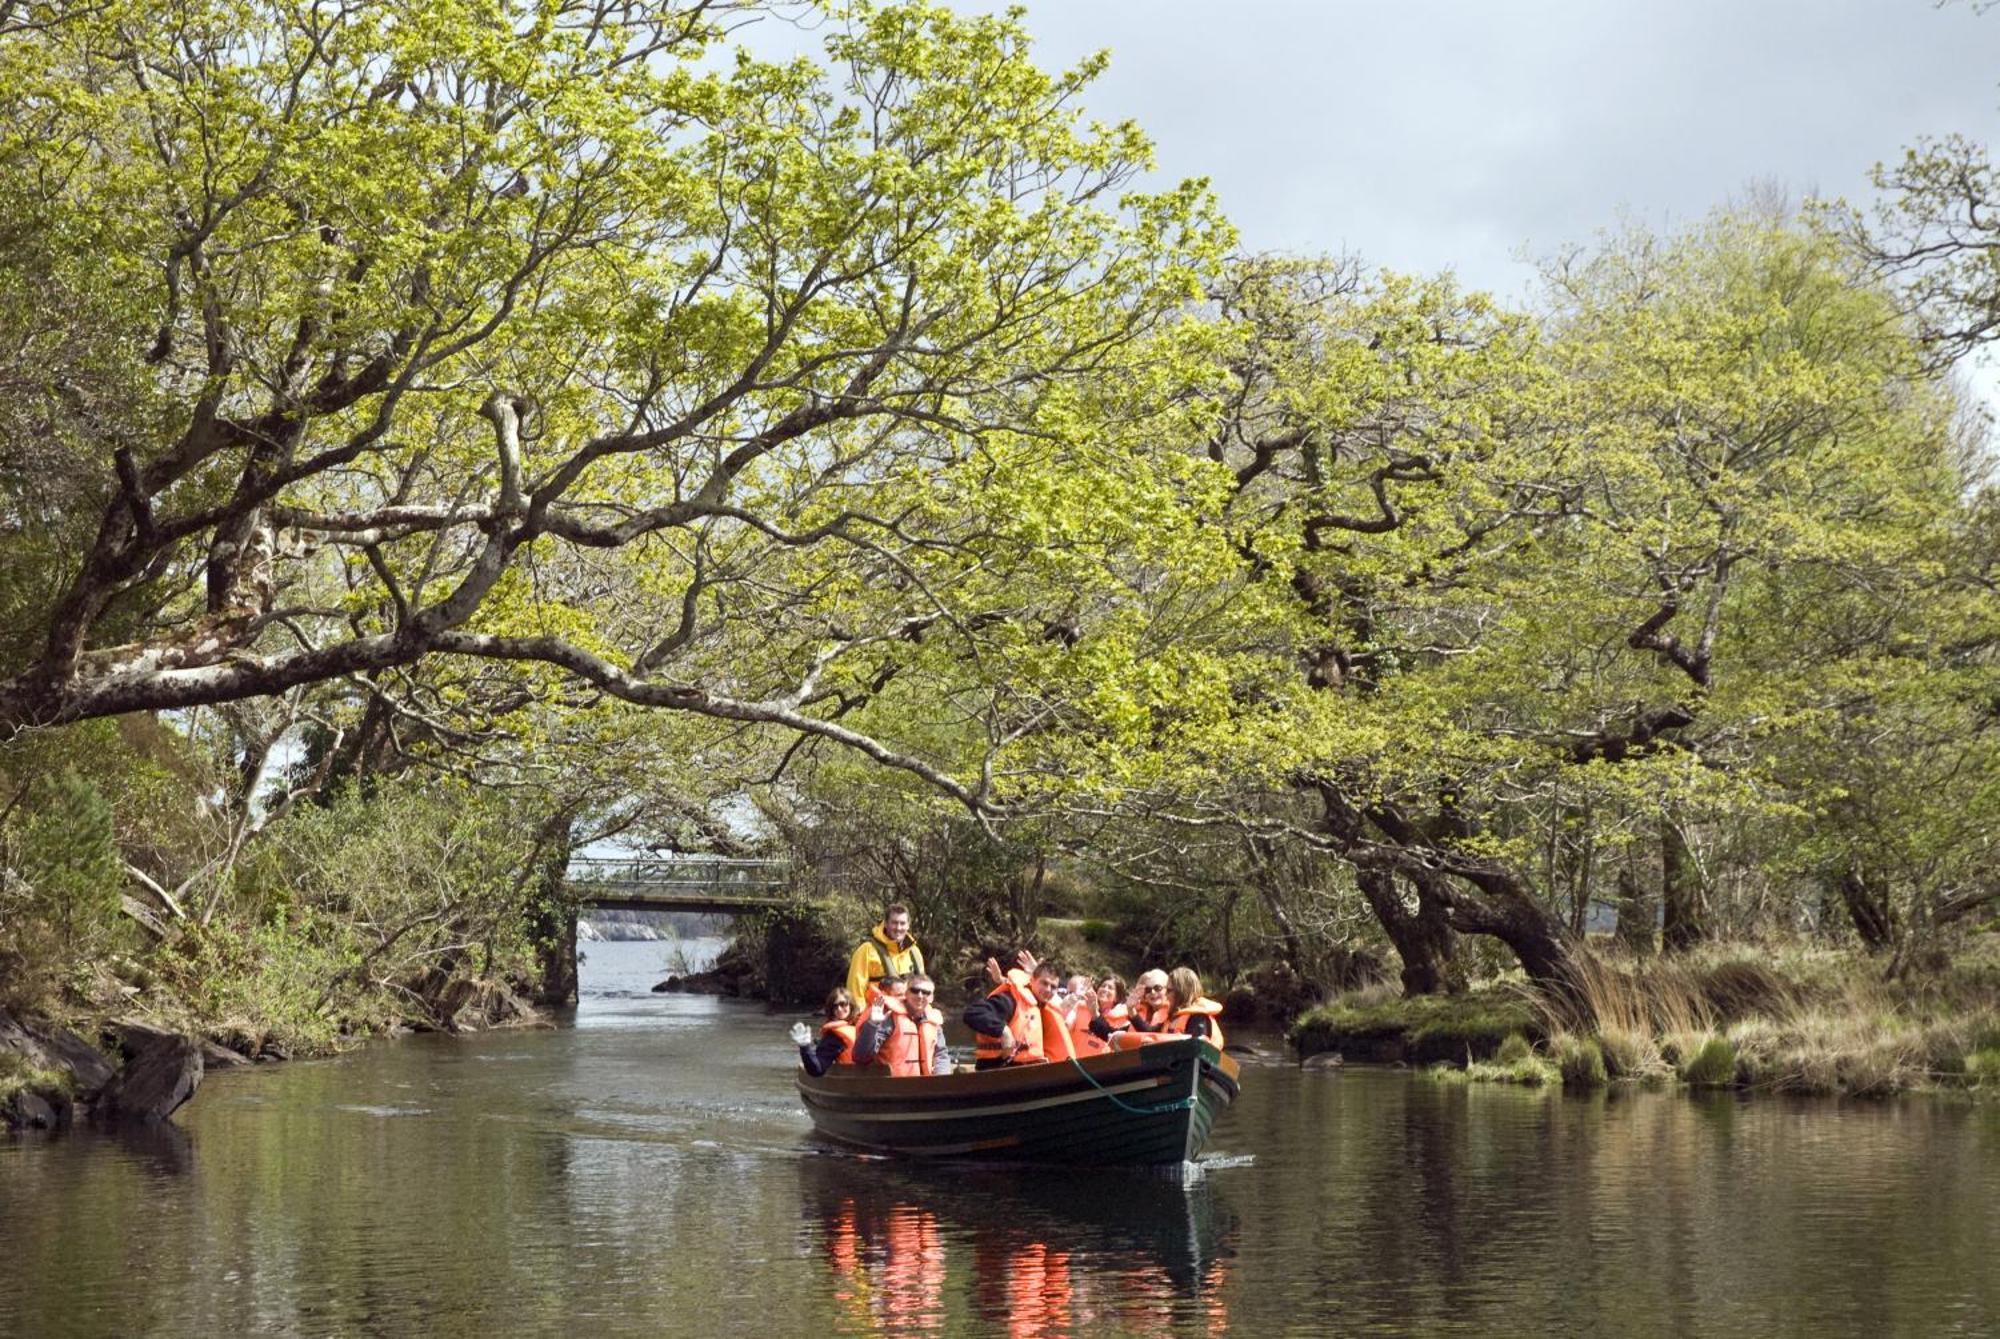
[846, 903, 924, 1003]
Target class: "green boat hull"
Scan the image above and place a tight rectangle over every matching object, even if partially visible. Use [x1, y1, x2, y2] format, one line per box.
[796, 1036, 1241, 1165]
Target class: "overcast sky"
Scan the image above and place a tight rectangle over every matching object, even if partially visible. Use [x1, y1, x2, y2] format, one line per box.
[1011, 1, 2000, 296]
[754, 1, 2000, 300]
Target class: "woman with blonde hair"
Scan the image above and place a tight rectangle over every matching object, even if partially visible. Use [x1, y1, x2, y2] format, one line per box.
[1163, 966, 1225, 1048]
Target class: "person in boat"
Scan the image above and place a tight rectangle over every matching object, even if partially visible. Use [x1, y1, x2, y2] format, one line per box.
[1127, 970, 1173, 1031]
[1061, 973, 1109, 1058]
[1082, 974, 1130, 1050]
[792, 986, 859, 1076]
[963, 950, 1059, 1069]
[845, 902, 925, 1005]
[854, 973, 951, 1076]
[1164, 966, 1226, 1047]
[901, 973, 952, 1074]
[851, 974, 905, 1066]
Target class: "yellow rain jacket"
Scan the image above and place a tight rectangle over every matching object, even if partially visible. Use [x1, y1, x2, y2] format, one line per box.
[845, 923, 925, 1002]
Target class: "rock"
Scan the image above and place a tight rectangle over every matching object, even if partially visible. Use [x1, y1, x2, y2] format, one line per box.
[3, 1089, 63, 1129]
[651, 977, 680, 993]
[29, 1023, 116, 1098]
[1301, 1052, 1345, 1069]
[200, 1040, 251, 1069]
[98, 1032, 202, 1124]
[0, 1010, 116, 1099]
[211, 1018, 264, 1060]
[108, 1017, 181, 1058]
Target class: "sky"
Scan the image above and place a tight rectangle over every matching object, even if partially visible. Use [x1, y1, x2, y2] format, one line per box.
[749, 0, 2000, 302]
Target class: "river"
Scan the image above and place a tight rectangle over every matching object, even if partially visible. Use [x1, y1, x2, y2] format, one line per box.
[3, 940, 1997, 1337]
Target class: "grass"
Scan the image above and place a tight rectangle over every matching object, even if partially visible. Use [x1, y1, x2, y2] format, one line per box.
[1306, 936, 2000, 1100]
[1539, 938, 2000, 1098]
[1290, 985, 1536, 1064]
[1427, 1051, 1562, 1088]
[0, 1051, 73, 1106]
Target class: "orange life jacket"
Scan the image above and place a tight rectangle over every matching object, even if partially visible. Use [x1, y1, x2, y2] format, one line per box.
[973, 969, 1045, 1064]
[1067, 1003, 1109, 1058]
[1040, 1002, 1078, 1062]
[1137, 1000, 1171, 1030]
[876, 998, 943, 1077]
[1166, 996, 1226, 1049]
[820, 1019, 858, 1066]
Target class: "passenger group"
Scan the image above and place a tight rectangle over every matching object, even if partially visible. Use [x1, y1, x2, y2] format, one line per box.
[794, 901, 1225, 1077]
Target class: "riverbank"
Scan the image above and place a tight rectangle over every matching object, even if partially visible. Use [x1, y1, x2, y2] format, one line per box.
[0, 969, 552, 1131]
[1289, 940, 2000, 1098]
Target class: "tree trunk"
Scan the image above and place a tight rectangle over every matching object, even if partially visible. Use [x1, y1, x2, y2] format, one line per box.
[1838, 866, 1896, 952]
[1246, 837, 1309, 978]
[1614, 864, 1657, 955]
[1358, 869, 1464, 995]
[1660, 818, 1707, 954]
[526, 828, 579, 1008]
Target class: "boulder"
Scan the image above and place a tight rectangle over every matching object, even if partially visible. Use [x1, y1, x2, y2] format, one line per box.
[1301, 1052, 1345, 1070]
[98, 1031, 202, 1124]
[200, 1040, 251, 1069]
[28, 1022, 116, 1097]
[0, 1009, 115, 1117]
[2, 1088, 70, 1129]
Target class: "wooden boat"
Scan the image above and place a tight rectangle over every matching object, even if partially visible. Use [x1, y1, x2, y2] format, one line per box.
[795, 1035, 1241, 1165]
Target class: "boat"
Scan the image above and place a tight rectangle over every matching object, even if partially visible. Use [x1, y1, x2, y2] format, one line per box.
[795, 1035, 1241, 1165]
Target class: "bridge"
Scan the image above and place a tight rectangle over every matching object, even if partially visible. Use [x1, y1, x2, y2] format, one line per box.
[565, 854, 792, 916]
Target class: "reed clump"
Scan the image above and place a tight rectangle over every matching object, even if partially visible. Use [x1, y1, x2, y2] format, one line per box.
[1536, 940, 2000, 1098]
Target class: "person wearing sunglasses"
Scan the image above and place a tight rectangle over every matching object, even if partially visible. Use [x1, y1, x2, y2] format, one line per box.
[855, 975, 949, 1076]
[791, 987, 859, 1076]
[1126, 970, 1173, 1031]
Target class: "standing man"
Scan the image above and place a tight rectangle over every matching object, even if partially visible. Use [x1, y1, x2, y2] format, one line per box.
[846, 902, 925, 1004]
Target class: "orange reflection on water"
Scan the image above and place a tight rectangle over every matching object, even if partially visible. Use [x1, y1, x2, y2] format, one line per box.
[814, 1183, 1232, 1337]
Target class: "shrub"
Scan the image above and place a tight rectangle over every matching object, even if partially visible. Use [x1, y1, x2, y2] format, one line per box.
[1680, 1035, 1738, 1087]
[1497, 1033, 1533, 1065]
[1432, 1054, 1562, 1087]
[1596, 1024, 1669, 1079]
[1966, 1048, 2000, 1088]
[1554, 1034, 1609, 1088]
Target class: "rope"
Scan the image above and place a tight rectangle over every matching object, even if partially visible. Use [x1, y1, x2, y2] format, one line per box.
[1065, 1047, 1197, 1116]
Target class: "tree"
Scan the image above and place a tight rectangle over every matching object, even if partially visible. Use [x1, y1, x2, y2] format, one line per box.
[0, 0, 1224, 819]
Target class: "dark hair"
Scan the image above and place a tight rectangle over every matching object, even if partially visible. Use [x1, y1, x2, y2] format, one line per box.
[1030, 961, 1060, 983]
[877, 975, 904, 991]
[884, 902, 911, 919]
[823, 987, 855, 1019]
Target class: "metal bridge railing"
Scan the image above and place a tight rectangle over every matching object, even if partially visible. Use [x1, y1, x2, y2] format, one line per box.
[565, 855, 791, 897]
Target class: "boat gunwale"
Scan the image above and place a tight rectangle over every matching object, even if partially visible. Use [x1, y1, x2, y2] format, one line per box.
[795, 1036, 1239, 1110]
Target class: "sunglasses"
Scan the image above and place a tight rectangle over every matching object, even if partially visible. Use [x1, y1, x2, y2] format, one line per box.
[910, 988, 934, 997]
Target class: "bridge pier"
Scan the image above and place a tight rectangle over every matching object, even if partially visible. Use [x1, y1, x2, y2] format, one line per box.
[534, 910, 579, 1008]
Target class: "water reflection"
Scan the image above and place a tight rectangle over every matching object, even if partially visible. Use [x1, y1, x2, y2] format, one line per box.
[4, 974, 1998, 1339]
[798, 1157, 1236, 1335]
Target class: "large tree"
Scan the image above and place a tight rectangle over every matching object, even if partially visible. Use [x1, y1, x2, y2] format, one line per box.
[0, 0, 1224, 813]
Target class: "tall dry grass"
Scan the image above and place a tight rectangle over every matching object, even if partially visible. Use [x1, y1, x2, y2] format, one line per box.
[1531, 943, 2000, 1096]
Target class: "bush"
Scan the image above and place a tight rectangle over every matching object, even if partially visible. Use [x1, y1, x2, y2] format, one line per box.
[1496, 1032, 1533, 1065]
[1554, 1034, 1609, 1088]
[1966, 1048, 2000, 1088]
[1680, 1035, 1738, 1087]
[1431, 1054, 1562, 1087]
[1290, 988, 1537, 1063]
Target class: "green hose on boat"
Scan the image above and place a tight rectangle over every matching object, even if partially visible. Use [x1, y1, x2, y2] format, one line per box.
[1064, 1046, 1198, 1115]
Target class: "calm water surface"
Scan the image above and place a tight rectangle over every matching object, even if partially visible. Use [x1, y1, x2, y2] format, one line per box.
[4, 940, 1997, 1337]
